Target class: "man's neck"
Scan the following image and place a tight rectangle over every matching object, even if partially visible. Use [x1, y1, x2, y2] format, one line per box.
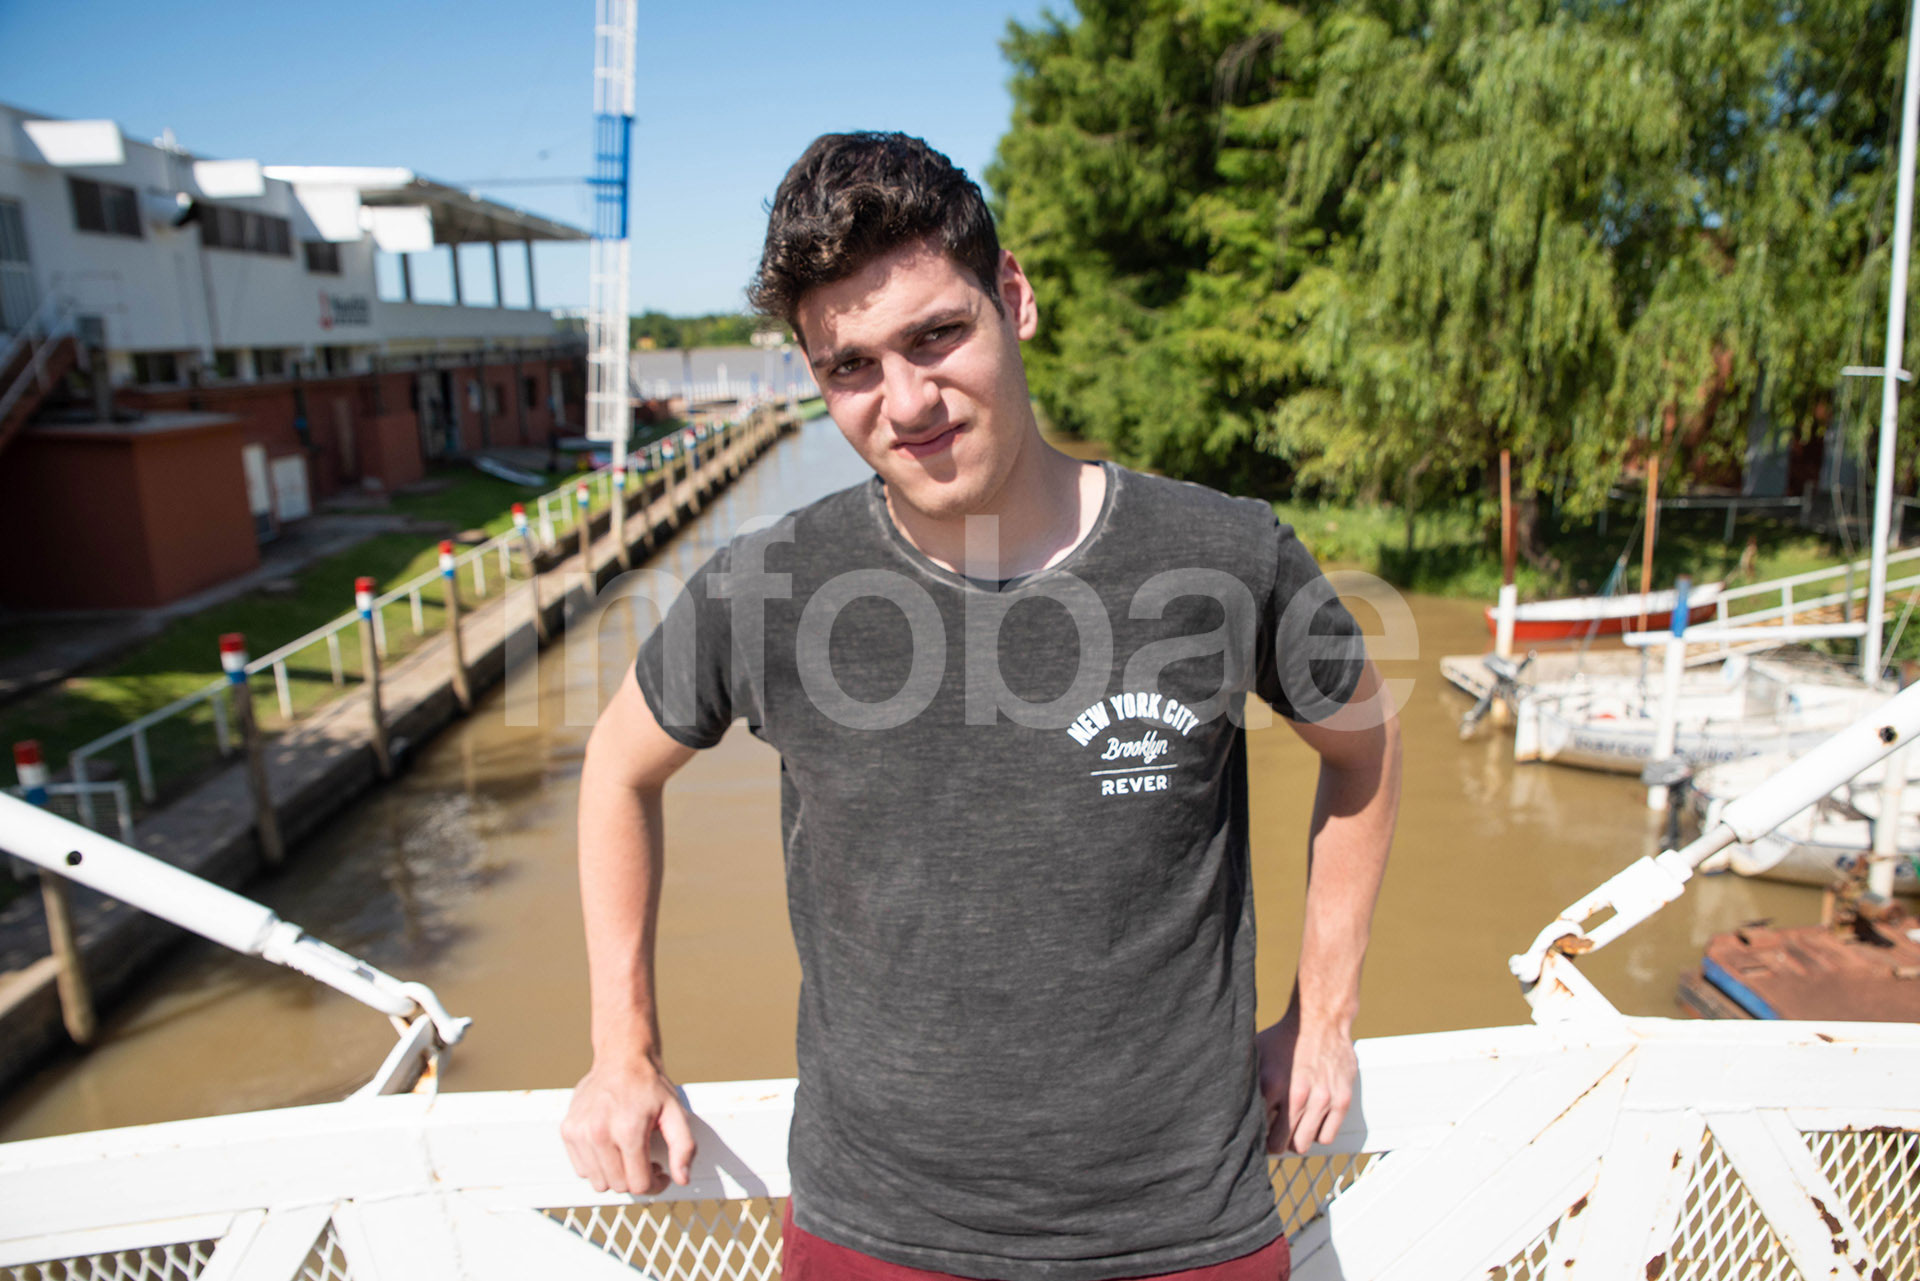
[885, 435, 1105, 581]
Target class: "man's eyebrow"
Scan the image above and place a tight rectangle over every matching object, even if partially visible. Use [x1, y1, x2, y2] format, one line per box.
[808, 307, 974, 373]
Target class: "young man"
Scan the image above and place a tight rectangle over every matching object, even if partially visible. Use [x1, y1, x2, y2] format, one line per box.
[562, 133, 1401, 1281]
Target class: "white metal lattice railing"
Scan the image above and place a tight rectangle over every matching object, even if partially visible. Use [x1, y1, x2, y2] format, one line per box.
[2, 1022, 1916, 1281]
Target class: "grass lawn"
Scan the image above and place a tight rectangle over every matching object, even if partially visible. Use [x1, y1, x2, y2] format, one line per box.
[1277, 496, 1849, 603]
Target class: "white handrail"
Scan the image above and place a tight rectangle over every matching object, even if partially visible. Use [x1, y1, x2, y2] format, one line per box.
[1716, 543, 1920, 604]
[0, 790, 468, 1089]
[1510, 680, 1920, 999]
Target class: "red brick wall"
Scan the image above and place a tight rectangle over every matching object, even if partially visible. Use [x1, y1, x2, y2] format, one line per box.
[119, 352, 585, 505]
[132, 425, 260, 604]
[0, 420, 258, 610]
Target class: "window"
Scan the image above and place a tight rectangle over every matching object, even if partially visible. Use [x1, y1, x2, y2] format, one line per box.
[321, 345, 352, 375]
[303, 241, 341, 275]
[130, 352, 180, 385]
[69, 177, 142, 238]
[212, 350, 241, 380]
[523, 375, 538, 410]
[198, 204, 292, 257]
[253, 348, 288, 378]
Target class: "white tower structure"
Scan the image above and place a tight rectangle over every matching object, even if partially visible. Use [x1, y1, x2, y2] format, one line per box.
[585, 0, 636, 455]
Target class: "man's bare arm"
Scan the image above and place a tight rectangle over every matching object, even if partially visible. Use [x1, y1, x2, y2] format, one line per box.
[561, 667, 701, 1194]
[1256, 659, 1401, 1154]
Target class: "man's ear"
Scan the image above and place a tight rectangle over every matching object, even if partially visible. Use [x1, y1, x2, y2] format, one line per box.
[998, 250, 1039, 341]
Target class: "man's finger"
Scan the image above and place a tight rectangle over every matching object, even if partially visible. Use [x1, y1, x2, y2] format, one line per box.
[1316, 1092, 1351, 1148]
[563, 1129, 611, 1194]
[617, 1114, 661, 1195]
[1290, 1089, 1328, 1154]
[660, 1098, 699, 1186]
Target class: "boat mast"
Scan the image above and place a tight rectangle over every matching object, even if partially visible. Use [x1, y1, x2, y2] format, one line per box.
[1865, 0, 1920, 681]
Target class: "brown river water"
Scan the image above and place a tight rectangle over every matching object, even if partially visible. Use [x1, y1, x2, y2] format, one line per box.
[0, 420, 1818, 1143]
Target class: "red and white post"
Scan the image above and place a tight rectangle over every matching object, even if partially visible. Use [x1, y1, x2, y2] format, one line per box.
[356, 577, 392, 778]
[222, 633, 284, 868]
[513, 504, 551, 644]
[14, 740, 95, 1044]
[441, 542, 473, 713]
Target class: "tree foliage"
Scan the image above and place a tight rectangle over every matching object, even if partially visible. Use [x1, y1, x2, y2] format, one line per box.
[629, 311, 774, 350]
[990, 0, 1912, 521]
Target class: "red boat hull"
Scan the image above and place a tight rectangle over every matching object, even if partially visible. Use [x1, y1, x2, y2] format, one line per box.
[1482, 601, 1718, 642]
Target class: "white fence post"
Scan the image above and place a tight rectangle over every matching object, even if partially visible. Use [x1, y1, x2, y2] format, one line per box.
[131, 727, 155, 803]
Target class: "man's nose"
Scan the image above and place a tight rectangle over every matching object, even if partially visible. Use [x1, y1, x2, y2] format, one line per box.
[880, 356, 941, 433]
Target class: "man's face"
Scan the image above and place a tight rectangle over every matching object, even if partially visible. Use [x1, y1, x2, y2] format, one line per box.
[798, 239, 1039, 524]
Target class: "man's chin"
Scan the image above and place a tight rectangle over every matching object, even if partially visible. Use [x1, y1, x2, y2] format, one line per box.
[881, 467, 989, 523]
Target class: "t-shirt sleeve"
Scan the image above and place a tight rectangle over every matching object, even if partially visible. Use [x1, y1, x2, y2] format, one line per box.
[1254, 519, 1368, 723]
[633, 544, 736, 749]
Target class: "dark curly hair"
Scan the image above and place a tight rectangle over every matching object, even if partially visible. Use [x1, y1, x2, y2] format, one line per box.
[747, 132, 1002, 343]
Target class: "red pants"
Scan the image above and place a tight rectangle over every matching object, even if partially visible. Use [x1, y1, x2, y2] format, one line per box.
[780, 1202, 1291, 1281]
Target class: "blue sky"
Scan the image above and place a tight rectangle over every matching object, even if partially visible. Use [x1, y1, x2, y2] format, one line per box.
[0, 0, 1057, 314]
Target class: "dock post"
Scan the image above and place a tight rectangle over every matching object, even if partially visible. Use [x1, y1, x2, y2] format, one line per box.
[575, 480, 595, 595]
[355, 578, 392, 778]
[222, 634, 285, 867]
[685, 429, 704, 516]
[637, 462, 657, 557]
[666, 443, 684, 530]
[1870, 742, 1909, 900]
[612, 465, 633, 570]
[1647, 577, 1691, 811]
[513, 504, 551, 644]
[441, 542, 473, 713]
[15, 740, 95, 1045]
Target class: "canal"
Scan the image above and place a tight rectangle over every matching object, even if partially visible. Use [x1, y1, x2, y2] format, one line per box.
[0, 417, 1817, 1142]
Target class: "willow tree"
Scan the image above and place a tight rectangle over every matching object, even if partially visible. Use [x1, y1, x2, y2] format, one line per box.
[993, 0, 1912, 561]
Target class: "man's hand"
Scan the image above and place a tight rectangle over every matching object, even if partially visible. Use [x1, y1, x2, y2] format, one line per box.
[1256, 1006, 1358, 1154]
[561, 1057, 698, 1195]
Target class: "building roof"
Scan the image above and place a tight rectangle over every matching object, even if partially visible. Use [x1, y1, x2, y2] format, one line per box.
[262, 166, 587, 244]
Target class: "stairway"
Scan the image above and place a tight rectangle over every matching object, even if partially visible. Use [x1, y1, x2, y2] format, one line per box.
[0, 333, 78, 457]
[0, 293, 80, 460]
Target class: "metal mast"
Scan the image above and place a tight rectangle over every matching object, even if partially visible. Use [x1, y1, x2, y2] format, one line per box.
[586, 0, 636, 466]
[1865, 0, 1920, 681]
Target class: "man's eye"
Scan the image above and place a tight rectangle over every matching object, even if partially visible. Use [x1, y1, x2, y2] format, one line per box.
[832, 358, 865, 378]
[922, 325, 961, 344]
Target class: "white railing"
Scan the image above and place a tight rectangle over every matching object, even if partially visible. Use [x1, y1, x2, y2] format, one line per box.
[2, 781, 133, 852]
[634, 377, 818, 404]
[59, 402, 778, 825]
[3, 1022, 1914, 1281]
[1710, 543, 1920, 631]
[0, 292, 78, 431]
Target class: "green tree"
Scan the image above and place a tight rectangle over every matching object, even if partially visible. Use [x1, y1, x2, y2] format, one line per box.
[993, 0, 1912, 570]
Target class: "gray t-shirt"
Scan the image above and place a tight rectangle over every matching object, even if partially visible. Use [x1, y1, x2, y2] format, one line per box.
[634, 461, 1366, 1280]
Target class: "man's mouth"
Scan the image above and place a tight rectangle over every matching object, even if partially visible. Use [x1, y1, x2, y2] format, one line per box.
[893, 424, 963, 460]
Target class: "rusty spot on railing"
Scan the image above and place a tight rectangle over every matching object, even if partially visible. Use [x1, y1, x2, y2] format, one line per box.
[1645, 1252, 1666, 1279]
[1567, 1194, 1587, 1218]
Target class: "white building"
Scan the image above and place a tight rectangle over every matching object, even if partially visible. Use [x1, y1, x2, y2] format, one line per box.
[0, 102, 586, 386]
[0, 103, 591, 611]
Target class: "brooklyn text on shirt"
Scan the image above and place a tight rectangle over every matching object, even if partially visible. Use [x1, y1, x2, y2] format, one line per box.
[1070, 690, 1199, 797]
